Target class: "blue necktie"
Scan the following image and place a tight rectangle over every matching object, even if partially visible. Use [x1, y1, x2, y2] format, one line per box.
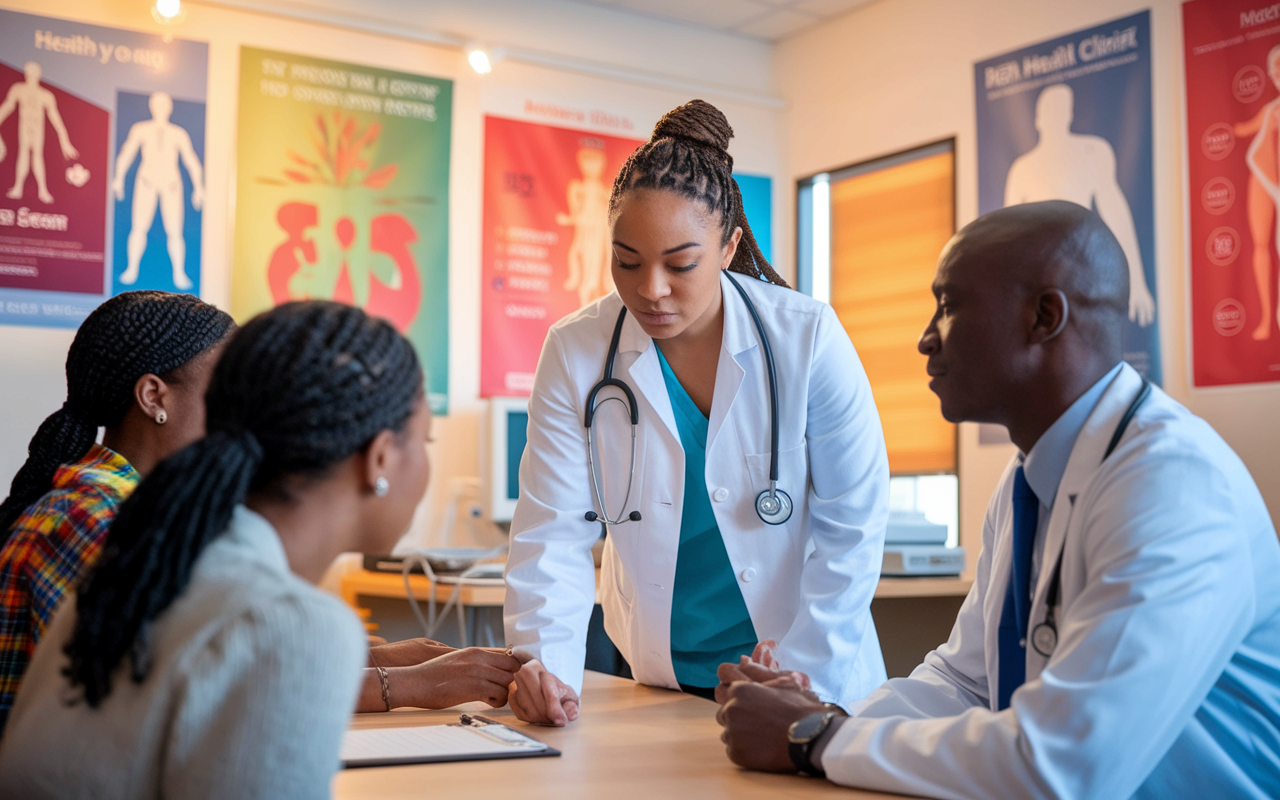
[997, 466, 1038, 711]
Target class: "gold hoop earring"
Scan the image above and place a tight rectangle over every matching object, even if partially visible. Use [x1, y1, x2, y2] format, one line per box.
[155, 410, 167, 425]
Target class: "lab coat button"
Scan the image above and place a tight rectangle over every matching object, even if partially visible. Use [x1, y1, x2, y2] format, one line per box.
[712, 487, 729, 502]
[741, 567, 757, 582]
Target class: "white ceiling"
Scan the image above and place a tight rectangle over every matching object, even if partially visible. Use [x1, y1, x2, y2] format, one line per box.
[564, 0, 876, 41]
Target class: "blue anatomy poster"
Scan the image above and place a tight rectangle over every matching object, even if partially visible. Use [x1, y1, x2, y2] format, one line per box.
[0, 10, 207, 328]
[975, 11, 1159, 384]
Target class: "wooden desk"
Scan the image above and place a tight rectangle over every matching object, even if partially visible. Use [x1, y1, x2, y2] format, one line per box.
[874, 575, 973, 599]
[340, 569, 506, 609]
[335, 671, 906, 800]
[341, 568, 972, 610]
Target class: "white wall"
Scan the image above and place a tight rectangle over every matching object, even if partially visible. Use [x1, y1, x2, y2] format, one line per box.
[777, 0, 1280, 550]
[0, 0, 783, 551]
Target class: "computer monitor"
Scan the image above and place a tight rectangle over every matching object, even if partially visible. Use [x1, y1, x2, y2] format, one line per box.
[481, 397, 529, 523]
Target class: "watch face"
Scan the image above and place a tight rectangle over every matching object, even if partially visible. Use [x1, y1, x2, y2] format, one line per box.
[788, 711, 833, 744]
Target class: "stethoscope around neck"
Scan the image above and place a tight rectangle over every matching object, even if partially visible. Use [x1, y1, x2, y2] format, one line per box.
[583, 271, 793, 527]
[1029, 377, 1151, 657]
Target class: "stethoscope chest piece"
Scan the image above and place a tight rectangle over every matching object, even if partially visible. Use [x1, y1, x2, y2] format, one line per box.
[755, 486, 793, 525]
[1031, 620, 1058, 657]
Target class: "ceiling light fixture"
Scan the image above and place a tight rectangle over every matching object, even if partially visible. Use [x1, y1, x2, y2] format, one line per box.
[466, 43, 504, 75]
[468, 48, 491, 74]
[152, 0, 185, 23]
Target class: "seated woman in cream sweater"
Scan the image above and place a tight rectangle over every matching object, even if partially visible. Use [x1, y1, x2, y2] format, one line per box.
[0, 301, 521, 799]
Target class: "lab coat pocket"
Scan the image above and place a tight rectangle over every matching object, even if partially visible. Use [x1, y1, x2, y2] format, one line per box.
[744, 444, 809, 500]
[601, 539, 635, 612]
[742, 440, 808, 527]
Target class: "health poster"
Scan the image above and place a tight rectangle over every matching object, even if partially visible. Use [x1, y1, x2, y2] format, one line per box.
[0, 10, 207, 327]
[736, 172, 773, 262]
[233, 47, 451, 413]
[1183, 0, 1280, 386]
[975, 11, 1161, 384]
[480, 116, 643, 397]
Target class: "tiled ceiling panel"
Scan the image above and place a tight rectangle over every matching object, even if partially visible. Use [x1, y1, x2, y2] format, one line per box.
[567, 0, 875, 40]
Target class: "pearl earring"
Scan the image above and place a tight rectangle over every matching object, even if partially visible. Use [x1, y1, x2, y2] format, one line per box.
[374, 477, 390, 497]
[155, 410, 167, 425]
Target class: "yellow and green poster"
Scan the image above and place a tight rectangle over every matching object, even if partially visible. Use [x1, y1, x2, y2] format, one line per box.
[233, 47, 451, 413]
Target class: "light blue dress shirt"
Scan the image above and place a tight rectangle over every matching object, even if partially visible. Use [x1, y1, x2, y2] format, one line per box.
[655, 346, 757, 688]
[1020, 362, 1123, 586]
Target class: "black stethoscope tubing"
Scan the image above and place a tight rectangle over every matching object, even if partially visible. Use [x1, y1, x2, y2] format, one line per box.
[583, 271, 792, 527]
[1031, 378, 1152, 657]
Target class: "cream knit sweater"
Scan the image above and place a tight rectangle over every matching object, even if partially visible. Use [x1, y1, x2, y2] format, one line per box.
[0, 506, 367, 799]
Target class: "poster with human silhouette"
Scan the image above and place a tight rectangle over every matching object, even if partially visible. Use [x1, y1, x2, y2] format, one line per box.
[0, 9, 206, 327]
[480, 115, 644, 397]
[1183, 0, 1280, 387]
[975, 11, 1160, 385]
[233, 48, 451, 413]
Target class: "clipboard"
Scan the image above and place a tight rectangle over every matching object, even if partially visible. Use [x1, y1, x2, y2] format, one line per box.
[341, 713, 561, 768]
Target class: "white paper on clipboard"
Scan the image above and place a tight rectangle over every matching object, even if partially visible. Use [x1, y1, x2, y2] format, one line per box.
[341, 723, 553, 768]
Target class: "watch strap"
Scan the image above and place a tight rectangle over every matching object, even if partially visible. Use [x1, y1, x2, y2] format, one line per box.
[787, 711, 835, 777]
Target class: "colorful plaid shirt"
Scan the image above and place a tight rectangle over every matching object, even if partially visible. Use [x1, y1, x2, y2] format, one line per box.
[0, 444, 138, 732]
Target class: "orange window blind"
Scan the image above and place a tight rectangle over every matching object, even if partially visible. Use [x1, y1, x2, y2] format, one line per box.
[829, 148, 956, 474]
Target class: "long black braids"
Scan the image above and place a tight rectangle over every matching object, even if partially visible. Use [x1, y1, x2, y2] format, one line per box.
[0, 291, 233, 540]
[609, 99, 788, 287]
[63, 301, 424, 707]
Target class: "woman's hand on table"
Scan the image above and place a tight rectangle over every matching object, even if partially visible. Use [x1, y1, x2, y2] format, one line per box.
[404, 648, 523, 708]
[360, 647, 522, 712]
[716, 681, 829, 773]
[508, 656, 580, 727]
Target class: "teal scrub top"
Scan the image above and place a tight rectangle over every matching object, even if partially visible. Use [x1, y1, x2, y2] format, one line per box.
[655, 346, 758, 688]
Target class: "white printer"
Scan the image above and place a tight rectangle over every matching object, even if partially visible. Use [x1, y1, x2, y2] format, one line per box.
[881, 509, 966, 577]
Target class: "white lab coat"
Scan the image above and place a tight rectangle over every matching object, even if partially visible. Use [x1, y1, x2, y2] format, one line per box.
[821, 364, 1280, 799]
[504, 272, 889, 709]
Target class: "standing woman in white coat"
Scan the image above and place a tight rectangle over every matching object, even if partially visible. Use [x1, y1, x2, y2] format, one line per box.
[504, 100, 889, 725]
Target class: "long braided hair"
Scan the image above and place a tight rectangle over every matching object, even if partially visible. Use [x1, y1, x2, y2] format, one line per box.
[610, 99, 788, 287]
[0, 291, 233, 540]
[63, 301, 424, 707]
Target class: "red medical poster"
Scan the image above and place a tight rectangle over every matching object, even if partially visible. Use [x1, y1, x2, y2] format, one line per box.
[1184, 0, 1280, 386]
[480, 115, 642, 397]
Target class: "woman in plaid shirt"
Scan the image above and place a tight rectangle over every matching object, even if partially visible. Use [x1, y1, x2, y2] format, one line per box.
[0, 291, 233, 732]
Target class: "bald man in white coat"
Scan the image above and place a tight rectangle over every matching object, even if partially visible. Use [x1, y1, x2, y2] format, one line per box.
[717, 201, 1280, 799]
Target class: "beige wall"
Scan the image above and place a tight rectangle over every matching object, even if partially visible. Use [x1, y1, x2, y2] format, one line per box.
[0, 0, 784, 552]
[5, 0, 1274, 565]
[777, 0, 1280, 550]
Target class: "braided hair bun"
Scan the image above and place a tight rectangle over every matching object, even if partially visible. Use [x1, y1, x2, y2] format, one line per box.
[65, 301, 424, 707]
[651, 100, 734, 167]
[0, 291, 233, 538]
[611, 99, 786, 286]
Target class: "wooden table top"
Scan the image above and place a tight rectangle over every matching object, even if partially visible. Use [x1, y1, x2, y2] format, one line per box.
[340, 568, 973, 610]
[334, 671, 907, 800]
